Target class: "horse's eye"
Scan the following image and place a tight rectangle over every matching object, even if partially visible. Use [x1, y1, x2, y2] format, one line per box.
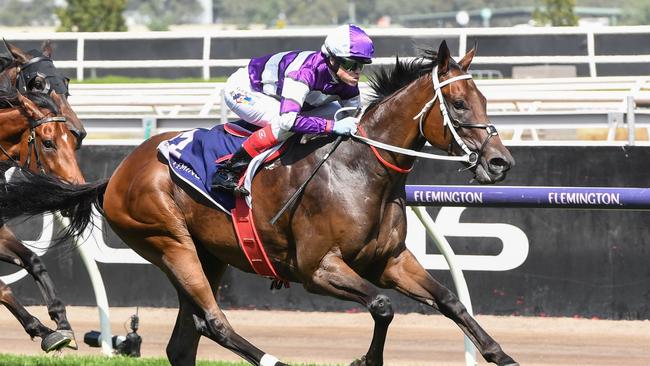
[30, 79, 47, 93]
[42, 140, 56, 149]
[453, 100, 465, 109]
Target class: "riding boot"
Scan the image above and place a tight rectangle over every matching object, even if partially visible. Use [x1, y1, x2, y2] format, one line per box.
[211, 124, 278, 196]
[211, 147, 253, 195]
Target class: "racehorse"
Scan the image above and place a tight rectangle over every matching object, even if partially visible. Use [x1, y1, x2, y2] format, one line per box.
[0, 41, 517, 365]
[0, 41, 85, 352]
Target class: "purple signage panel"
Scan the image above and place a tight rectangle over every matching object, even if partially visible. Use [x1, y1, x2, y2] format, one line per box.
[405, 185, 650, 209]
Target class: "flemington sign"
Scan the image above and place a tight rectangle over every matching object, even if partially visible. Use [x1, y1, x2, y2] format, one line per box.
[405, 185, 650, 209]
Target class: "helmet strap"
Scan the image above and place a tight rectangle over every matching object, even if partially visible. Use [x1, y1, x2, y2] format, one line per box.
[323, 46, 341, 81]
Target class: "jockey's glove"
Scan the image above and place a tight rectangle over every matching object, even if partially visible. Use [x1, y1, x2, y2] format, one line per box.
[332, 116, 359, 136]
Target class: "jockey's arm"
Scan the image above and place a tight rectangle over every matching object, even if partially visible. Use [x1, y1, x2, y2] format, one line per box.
[277, 76, 335, 135]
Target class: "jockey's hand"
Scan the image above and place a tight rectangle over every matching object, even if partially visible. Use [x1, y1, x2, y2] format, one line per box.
[332, 116, 359, 136]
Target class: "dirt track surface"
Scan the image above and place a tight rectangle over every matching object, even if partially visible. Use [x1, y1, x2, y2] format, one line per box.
[0, 306, 649, 366]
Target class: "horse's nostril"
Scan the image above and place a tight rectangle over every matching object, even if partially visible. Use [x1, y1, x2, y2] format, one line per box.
[488, 157, 510, 173]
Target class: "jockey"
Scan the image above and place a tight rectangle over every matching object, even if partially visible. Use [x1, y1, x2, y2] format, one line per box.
[211, 23, 374, 195]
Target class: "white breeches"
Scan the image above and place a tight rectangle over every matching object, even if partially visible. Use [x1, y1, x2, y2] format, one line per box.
[222, 68, 339, 141]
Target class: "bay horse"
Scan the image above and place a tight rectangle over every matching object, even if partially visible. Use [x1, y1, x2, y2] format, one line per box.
[0, 41, 85, 352]
[0, 41, 517, 365]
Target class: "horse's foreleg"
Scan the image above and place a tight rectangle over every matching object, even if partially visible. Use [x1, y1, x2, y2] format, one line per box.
[304, 252, 394, 366]
[377, 248, 518, 366]
[0, 225, 75, 348]
[0, 278, 70, 352]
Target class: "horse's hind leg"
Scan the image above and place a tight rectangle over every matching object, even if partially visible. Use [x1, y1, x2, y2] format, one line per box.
[304, 252, 394, 366]
[0, 225, 75, 348]
[166, 252, 227, 366]
[0, 279, 70, 352]
[377, 248, 518, 366]
[167, 292, 203, 365]
[132, 233, 288, 366]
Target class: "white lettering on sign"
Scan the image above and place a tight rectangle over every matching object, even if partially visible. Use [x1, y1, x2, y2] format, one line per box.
[413, 190, 484, 204]
[405, 207, 529, 271]
[547, 192, 620, 206]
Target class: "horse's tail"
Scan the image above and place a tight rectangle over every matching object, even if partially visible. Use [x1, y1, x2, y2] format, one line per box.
[0, 161, 108, 243]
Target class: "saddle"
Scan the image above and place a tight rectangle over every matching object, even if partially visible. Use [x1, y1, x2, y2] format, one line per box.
[158, 120, 282, 211]
[157, 121, 290, 286]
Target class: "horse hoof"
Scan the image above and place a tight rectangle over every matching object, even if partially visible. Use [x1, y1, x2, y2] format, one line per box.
[58, 329, 78, 350]
[349, 355, 366, 366]
[41, 331, 71, 352]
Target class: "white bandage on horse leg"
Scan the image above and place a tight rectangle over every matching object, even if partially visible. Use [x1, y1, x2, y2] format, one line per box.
[260, 353, 280, 366]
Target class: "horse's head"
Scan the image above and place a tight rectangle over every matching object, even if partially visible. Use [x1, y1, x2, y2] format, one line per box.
[15, 92, 85, 184]
[421, 41, 514, 183]
[2, 40, 86, 150]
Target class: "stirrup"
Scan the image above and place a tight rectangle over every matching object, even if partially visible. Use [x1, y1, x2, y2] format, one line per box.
[212, 172, 249, 196]
[214, 184, 249, 197]
[233, 186, 250, 197]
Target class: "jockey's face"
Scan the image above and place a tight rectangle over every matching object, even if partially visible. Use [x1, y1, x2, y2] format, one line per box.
[336, 64, 361, 86]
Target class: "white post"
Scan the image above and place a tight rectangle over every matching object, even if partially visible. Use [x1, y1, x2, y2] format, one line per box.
[76, 38, 85, 82]
[587, 31, 596, 77]
[55, 212, 113, 356]
[202, 35, 211, 81]
[411, 206, 477, 366]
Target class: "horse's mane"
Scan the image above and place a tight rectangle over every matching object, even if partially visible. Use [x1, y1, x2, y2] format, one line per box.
[366, 49, 439, 111]
[0, 71, 19, 108]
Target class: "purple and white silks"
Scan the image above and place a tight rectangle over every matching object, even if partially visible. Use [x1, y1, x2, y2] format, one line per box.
[247, 50, 360, 134]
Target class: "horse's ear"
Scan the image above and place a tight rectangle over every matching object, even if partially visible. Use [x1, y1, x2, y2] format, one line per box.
[6, 42, 30, 64]
[42, 40, 53, 58]
[458, 43, 477, 72]
[436, 40, 451, 74]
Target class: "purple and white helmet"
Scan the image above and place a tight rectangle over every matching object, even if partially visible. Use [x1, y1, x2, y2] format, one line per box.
[321, 24, 374, 63]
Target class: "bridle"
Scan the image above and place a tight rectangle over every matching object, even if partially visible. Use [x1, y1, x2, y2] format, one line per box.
[412, 66, 498, 170]
[352, 65, 499, 171]
[25, 114, 68, 174]
[0, 106, 67, 175]
[16, 54, 84, 150]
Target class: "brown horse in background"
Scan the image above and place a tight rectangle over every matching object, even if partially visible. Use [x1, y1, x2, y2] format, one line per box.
[0, 41, 517, 365]
[0, 42, 84, 352]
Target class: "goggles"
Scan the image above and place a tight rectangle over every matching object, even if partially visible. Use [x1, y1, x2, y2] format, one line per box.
[338, 57, 367, 72]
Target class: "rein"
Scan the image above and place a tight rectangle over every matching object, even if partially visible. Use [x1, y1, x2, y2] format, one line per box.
[352, 66, 499, 172]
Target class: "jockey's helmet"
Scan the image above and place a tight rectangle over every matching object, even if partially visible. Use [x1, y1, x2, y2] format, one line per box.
[321, 24, 374, 64]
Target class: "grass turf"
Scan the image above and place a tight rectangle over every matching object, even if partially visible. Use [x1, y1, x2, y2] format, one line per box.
[0, 354, 249, 366]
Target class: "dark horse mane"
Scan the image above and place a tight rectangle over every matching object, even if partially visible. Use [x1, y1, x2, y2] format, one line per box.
[366, 49, 440, 111]
[0, 71, 19, 108]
